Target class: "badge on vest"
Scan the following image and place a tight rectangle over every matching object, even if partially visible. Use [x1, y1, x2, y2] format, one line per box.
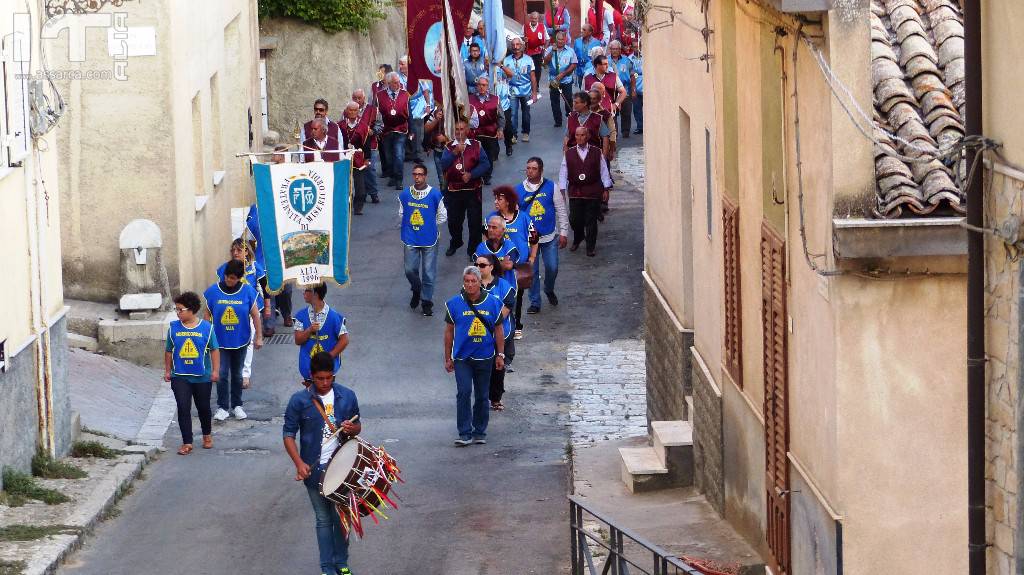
[456, 163, 464, 170]
[390, 109, 397, 116]
[478, 109, 485, 116]
[579, 174, 586, 181]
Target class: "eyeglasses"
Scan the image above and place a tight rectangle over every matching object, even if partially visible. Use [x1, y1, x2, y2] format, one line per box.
[174, 307, 188, 313]
[314, 107, 326, 113]
[475, 262, 491, 267]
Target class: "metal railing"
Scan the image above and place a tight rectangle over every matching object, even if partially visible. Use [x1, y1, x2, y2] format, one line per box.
[570, 495, 705, 575]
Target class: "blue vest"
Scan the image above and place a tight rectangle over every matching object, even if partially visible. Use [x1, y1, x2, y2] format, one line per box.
[516, 179, 557, 237]
[446, 291, 504, 360]
[217, 261, 266, 311]
[474, 240, 519, 287]
[295, 306, 345, 379]
[203, 283, 259, 349]
[400, 186, 444, 247]
[169, 319, 214, 377]
[503, 55, 534, 97]
[245, 204, 265, 268]
[483, 277, 515, 337]
[487, 209, 533, 264]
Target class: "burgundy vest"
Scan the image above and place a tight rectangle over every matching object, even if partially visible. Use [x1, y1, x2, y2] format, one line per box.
[445, 140, 484, 192]
[301, 136, 341, 163]
[357, 104, 379, 150]
[303, 119, 339, 141]
[567, 111, 604, 148]
[620, 27, 638, 56]
[378, 90, 410, 134]
[525, 23, 547, 56]
[469, 94, 501, 139]
[565, 145, 604, 199]
[584, 72, 618, 111]
[545, 6, 567, 29]
[339, 122, 370, 169]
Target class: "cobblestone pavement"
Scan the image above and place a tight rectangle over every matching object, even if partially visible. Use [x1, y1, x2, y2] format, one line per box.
[568, 339, 648, 448]
[612, 145, 646, 191]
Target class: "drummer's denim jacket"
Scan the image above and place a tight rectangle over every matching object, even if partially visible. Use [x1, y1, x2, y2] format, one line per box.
[282, 383, 360, 487]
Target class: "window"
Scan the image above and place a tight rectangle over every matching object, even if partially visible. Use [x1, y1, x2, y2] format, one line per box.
[723, 197, 741, 385]
[705, 128, 713, 237]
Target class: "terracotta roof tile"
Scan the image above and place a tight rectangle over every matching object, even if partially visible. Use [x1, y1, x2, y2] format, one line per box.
[870, 0, 965, 218]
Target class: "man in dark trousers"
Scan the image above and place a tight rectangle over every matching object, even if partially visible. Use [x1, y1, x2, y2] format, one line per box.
[301, 118, 341, 163]
[468, 76, 504, 186]
[560, 126, 612, 257]
[377, 71, 411, 190]
[439, 120, 492, 258]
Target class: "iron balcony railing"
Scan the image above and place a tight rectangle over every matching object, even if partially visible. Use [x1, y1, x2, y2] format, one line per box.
[570, 495, 705, 575]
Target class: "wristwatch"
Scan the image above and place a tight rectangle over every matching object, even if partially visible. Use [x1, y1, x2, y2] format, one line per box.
[498, 353, 506, 358]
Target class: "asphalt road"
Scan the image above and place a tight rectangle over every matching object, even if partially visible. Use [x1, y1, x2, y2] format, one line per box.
[60, 104, 645, 575]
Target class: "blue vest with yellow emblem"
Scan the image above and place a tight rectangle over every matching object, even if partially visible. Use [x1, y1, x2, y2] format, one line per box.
[446, 291, 504, 360]
[169, 319, 214, 377]
[400, 186, 444, 247]
[515, 179, 557, 237]
[294, 306, 345, 379]
[217, 260, 266, 311]
[203, 283, 259, 349]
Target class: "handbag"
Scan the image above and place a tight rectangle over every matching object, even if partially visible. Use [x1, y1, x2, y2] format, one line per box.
[515, 262, 534, 290]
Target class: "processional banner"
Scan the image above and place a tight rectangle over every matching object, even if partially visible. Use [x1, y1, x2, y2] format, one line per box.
[252, 159, 352, 292]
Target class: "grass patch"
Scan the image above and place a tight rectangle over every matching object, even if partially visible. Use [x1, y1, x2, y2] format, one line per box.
[32, 451, 87, 480]
[0, 524, 81, 542]
[1, 468, 70, 505]
[70, 440, 119, 459]
[0, 559, 26, 575]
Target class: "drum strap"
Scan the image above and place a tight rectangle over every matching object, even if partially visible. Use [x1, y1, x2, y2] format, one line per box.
[309, 390, 338, 434]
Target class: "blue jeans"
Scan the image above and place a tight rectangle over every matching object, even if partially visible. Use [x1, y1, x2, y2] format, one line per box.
[217, 346, 246, 410]
[633, 92, 643, 131]
[366, 149, 379, 198]
[305, 480, 350, 573]
[403, 244, 438, 302]
[510, 95, 531, 136]
[383, 132, 406, 185]
[432, 150, 447, 194]
[453, 358, 492, 439]
[529, 238, 560, 308]
[407, 118, 424, 162]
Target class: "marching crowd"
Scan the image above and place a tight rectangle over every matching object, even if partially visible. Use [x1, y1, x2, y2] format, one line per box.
[160, 6, 642, 573]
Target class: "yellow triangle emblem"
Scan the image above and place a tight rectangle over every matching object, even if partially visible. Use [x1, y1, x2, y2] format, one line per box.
[310, 342, 325, 357]
[529, 199, 546, 218]
[468, 317, 487, 337]
[179, 338, 200, 359]
[410, 208, 425, 227]
[221, 306, 240, 326]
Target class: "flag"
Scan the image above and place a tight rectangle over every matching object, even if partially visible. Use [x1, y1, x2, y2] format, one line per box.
[253, 159, 352, 292]
[440, 0, 470, 134]
[483, 0, 506, 69]
[407, 0, 474, 108]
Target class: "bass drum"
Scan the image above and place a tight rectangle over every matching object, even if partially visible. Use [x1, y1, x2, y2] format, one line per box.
[319, 437, 397, 516]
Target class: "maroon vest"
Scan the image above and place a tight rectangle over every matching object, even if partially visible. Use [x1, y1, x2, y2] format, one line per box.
[567, 111, 604, 148]
[357, 104, 379, 150]
[301, 136, 341, 163]
[469, 94, 501, 139]
[584, 72, 618, 111]
[565, 145, 604, 200]
[378, 90, 410, 134]
[339, 122, 370, 169]
[445, 140, 484, 192]
[303, 119, 340, 141]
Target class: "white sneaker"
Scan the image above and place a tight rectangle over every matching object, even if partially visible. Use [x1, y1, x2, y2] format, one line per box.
[232, 406, 247, 420]
[514, 329, 523, 340]
[213, 408, 230, 422]
[522, 133, 530, 142]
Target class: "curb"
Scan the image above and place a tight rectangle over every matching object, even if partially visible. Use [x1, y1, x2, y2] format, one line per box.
[21, 445, 158, 575]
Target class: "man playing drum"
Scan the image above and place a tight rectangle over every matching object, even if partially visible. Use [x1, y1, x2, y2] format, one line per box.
[283, 351, 362, 575]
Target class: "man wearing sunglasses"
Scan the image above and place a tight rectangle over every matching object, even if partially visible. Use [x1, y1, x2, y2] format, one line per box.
[300, 98, 341, 143]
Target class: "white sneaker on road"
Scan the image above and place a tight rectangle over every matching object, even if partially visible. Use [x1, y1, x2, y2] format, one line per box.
[213, 408, 230, 422]
[232, 406, 247, 420]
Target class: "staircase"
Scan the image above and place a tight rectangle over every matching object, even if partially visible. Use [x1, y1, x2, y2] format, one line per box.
[618, 397, 695, 493]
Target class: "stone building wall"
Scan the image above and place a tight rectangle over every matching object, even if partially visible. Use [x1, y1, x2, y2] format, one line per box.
[642, 273, 693, 425]
[692, 346, 724, 515]
[983, 164, 1021, 575]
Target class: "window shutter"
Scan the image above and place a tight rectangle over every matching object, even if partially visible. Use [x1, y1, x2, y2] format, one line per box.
[722, 196, 742, 385]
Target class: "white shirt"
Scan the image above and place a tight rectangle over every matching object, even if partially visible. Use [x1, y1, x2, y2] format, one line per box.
[292, 303, 349, 337]
[558, 145, 613, 190]
[318, 388, 338, 465]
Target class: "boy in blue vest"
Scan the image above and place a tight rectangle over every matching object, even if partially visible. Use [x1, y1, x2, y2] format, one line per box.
[204, 259, 263, 423]
[293, 284, 349, 385]
[165, 292, 220, 455]
[398, 164, 448, 317]
[283, 351, 361, 575]
[444, 266, 506, 445]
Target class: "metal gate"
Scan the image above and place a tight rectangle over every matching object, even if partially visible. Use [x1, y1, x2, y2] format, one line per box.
[760, 223, 789, 574]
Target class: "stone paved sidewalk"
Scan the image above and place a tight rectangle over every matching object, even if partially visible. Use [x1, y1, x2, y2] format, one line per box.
[567, 339, 648, 448]
[612, 146, 645, 191]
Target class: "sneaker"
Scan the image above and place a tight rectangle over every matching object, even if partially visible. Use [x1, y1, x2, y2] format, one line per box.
[473, 437, 487, 444]
[546, 291, 559, 306]
[522, 133, 530, 142]
[514, 329, 523, 340]
[338, 568, 353, 575]
[454, 438, 472, 446]
[213, 408, 230, 422]
[527, 305, 540, 314]
[421, 301, 433, 317]
[370, 195, 380, 204]
[410, 290, 421, 309]
[511, 135, 518, 144]
[232, 406, 247, 420]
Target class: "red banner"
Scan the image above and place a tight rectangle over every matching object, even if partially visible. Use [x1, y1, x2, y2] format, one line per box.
[406, 0, 475, 107]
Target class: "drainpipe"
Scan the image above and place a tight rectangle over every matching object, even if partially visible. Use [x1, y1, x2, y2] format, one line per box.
[963, 0, 984, 573]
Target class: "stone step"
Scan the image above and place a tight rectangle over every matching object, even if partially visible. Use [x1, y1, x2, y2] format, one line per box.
[652, 420, 692, 468]
[68, 332, 99, 352]
[619, 446, 675, 493]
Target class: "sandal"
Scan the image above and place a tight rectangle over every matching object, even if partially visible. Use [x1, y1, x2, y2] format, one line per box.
[492, 402, 505, 411]
[177, 444, 193, 455]
[202, 436, 213, 449]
